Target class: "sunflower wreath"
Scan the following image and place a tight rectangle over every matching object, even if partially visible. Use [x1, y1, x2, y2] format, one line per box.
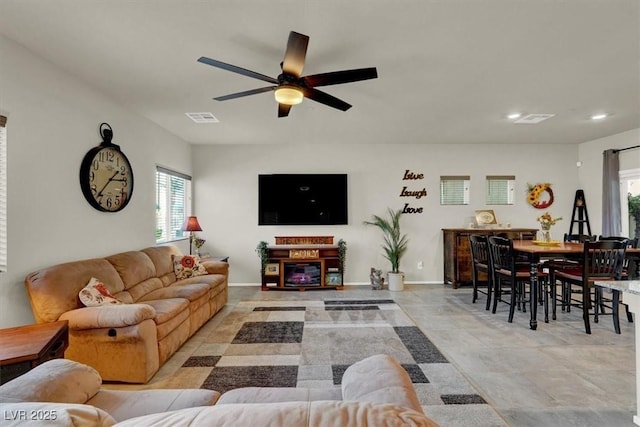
[526, 182, 554, 209]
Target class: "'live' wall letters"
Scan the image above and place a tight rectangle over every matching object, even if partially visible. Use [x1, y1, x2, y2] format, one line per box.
[400, 169, 426, 214]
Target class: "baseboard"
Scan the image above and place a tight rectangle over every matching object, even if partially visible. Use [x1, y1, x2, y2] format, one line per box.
[228, 281, 444, 287]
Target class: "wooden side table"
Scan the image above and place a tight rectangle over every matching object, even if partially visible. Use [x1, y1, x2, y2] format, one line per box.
[0, 320, 69, 384]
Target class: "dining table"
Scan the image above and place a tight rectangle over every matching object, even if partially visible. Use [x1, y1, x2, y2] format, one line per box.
[512, 240, 640, 330]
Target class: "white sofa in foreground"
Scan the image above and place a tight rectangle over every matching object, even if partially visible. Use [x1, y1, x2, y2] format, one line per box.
[0, 355, 439, 426]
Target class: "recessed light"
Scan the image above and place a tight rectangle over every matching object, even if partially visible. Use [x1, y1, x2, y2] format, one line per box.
[507, 113, 522, 119]
[590, 113, 607, 120]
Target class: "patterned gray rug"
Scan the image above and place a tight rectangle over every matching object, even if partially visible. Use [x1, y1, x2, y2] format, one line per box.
[181, 299, 501, 424]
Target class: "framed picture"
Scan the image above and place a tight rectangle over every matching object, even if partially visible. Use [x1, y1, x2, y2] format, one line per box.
[264, 263, 279, 276]
[326, 272, 342, 285]
[475, 209, 497, 225]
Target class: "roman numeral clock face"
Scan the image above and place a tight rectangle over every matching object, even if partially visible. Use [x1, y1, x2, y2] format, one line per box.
[80, 145, 134, 212]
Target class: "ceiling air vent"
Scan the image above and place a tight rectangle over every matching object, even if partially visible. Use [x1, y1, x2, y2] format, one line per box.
[186, 112, 219, 123]
[513, 114, 555, 124]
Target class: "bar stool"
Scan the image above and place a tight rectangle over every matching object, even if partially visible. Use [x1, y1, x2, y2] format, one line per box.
[550, 240, 627, 334]
[488, 236, 548, 322]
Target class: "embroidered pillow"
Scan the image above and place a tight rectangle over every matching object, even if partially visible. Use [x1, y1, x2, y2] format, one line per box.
[79, 277, 122, 307]
[173, 255, 208, 279]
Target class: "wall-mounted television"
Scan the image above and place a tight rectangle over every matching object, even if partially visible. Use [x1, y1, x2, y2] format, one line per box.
[258, 174, 348, 225]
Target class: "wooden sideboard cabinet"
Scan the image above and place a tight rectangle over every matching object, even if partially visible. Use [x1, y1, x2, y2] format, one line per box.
[442, 228, 537, 288]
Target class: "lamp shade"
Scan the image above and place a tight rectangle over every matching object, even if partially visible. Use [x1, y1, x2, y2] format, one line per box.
[183, 216, 203, 232]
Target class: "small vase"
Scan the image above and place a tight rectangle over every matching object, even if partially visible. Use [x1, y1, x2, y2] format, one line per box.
[540, 226, 552, 242]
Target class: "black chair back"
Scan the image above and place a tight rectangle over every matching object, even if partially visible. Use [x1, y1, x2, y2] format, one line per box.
[564, 234, 595, 243]
[468, 234, 492, 307]
[583, 240, 628, 280]
[598, 236, 630, 244]
[487, 236, 514, 275]
[469, 235, 489, 268]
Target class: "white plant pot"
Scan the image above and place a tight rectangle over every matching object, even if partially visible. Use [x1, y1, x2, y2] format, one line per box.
[387, 272, 404, 291]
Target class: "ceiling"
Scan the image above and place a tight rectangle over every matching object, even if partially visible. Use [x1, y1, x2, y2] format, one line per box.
[1, 0, 638, 146]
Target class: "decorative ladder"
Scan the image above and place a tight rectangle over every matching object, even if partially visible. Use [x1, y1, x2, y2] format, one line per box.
[568, 189, 592, 235]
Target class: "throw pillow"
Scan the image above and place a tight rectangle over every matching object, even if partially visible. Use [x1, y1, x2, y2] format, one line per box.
[173, 254, 208, 279]
[79, 277, 122, 307]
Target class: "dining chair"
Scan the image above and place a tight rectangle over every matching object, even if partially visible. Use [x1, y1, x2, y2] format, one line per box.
[549, 240, 628, 334]
[592, 236, 638, 331]
[543, 234, 595, 271]
[469, 234, 492, 310]
[487, 236, 548, 322]
[545, 233, 596, 314]
[566, 234, 597, 243]
[598, 236, 634, 278]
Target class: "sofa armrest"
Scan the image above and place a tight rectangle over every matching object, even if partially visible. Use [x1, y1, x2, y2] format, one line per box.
[200, 260, 229, 276]
[0, 359, 102, 404]
[0, 402, 116, 427]
[341, 354, 423, 414]
[59, 304, 156, 330]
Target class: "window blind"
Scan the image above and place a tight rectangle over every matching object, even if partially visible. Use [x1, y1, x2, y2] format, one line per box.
[440, 176, 470, 205]
[156, 166, 192, 243]
[486, 175, 515, 205]
[0, 115, 7, 271]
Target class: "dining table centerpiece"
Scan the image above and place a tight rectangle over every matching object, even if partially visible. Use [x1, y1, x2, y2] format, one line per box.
[536, 212, 562, 242]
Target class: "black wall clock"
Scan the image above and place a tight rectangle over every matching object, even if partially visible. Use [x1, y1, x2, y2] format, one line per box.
[79, 123, 134, 212]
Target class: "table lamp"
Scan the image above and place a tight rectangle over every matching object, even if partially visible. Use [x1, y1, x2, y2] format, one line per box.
[183, 216, 203, 255]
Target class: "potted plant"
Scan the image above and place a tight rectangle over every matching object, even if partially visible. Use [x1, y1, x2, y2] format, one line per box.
[629, 193, 640, 240]
[337, 239, 347, 274]
[364, 208, 409, 291]
[255, 241, 269, 274]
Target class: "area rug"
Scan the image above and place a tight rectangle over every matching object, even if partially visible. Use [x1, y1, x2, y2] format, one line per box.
[181, 299, 499, 423]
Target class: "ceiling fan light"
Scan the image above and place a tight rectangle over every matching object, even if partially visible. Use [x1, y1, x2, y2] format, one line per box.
[274, 86, 303, 105]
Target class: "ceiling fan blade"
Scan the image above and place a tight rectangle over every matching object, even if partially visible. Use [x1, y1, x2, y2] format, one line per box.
[278, 103, 292, 118]
[281, 31, 309, 77]
[198, 56, 278, 84]
[302, 87, 352, 111]
[214, 86, 276, 101]
[303, 67, 378, 87]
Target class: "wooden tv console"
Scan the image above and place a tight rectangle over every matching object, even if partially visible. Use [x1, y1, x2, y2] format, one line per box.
[261, 237, 344, 291]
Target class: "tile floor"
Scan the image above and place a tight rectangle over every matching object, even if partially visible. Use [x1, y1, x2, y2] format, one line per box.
[107, 283, 638, 427]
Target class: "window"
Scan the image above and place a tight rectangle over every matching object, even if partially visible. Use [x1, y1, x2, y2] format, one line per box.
[486, 175, 515, 205]
[620, 168, 640, 239]
[155, 166, 192, 244]
[0, 115, 6, 271]
[440, 175, 470, 205]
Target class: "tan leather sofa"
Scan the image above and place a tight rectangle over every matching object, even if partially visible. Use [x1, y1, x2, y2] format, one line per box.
[0, 355, 440, 426]
[24, 245, 228, 383]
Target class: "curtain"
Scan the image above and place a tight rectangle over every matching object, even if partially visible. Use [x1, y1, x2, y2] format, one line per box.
[602, 149, 621, 236]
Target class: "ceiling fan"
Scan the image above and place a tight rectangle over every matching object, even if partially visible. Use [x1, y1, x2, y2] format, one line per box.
[198, 31, 378, 118]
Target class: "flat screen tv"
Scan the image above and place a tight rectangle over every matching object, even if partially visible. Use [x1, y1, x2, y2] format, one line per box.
[258, 174, 348, 225]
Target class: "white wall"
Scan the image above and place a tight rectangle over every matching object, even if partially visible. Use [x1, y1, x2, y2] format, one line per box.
[578, 128, 640, 237]
[0, 35, 192, 327]
[4, 29, 633, 328]
[192, 143, 579, 285]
